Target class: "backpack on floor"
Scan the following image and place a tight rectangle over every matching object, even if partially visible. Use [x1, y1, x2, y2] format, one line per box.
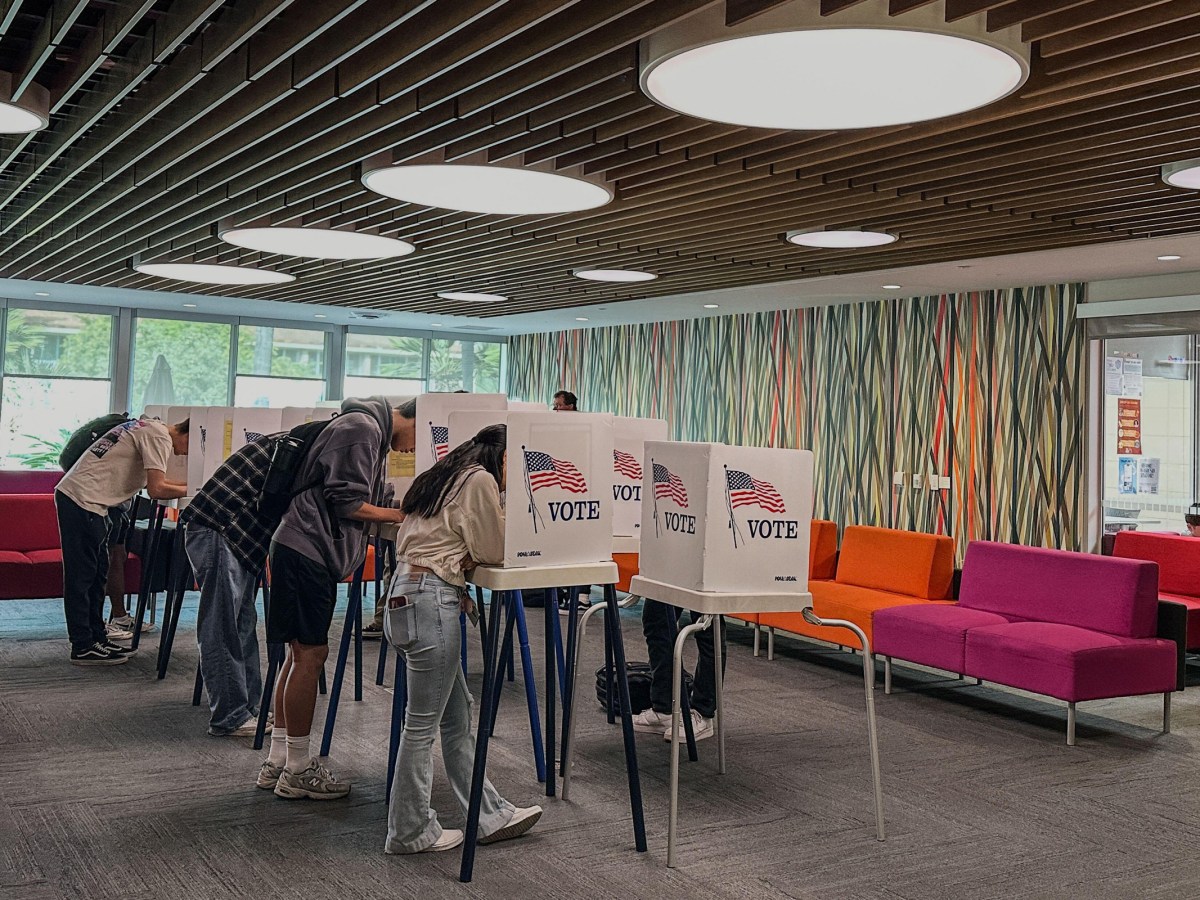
[595, 662, 692, 715]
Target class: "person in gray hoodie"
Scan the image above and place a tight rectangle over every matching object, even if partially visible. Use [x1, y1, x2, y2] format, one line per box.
[257, 396, 414, 800]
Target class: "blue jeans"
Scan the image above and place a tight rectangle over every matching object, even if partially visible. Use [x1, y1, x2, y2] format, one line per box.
[385, 572, 516, 854]
[185, 526, 263, 735]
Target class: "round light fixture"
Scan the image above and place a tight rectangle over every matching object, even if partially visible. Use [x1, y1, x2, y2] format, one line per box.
[314, 314, 327, 318]
[133, 262, 295, 285]
[640, 1, 1028, 131]
[1158, 255, 1182, 261]
[882, 284, 902, 289]
[218, 225, 415, 260]
[572, 268, 657, 283]
[703, 304, 719, 309]
[0, 73, 49, 133]
[34, 291, 49, 297]
[785, 229, 897, 249]
[182, 303, 197, 308]
[431, 323, 443, 328]
[362, 149, 612, 215]
[436, 291, 507, 304]
[1162, 159, 1200, 190]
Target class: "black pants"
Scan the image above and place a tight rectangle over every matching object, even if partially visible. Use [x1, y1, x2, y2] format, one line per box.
[642, 599, 726, 719]
[55, 492, 111, 651]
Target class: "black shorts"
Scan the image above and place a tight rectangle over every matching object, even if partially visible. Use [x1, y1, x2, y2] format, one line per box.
[266, 542, 339, 645]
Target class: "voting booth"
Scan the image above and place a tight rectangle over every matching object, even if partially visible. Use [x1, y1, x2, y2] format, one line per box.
[612, 416, 669, 538]
[447, 409, 509, 453]
[415, 393, 507, 475]
[638, 441, 813, 593]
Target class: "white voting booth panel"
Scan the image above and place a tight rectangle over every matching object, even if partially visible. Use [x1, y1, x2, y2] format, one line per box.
[280, 406, 335, 430]
[415, 393, 507, 475]
[508, 401, 549, 411]
[447, 409, 509, 452]
[165, 406, 200, 487]
[231, 408, 283, 456]
[639, 441, 813, 593]
[504, 412, 613, 568]
[142, 404, 169, 422]
[201, 407, 235, 484]
[612, 416, 669, 537]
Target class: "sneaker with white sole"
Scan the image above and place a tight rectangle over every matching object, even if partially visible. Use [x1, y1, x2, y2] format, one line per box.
[101, 640, 135, 656]
[663, 710, 714, 743]
[631, 708, 672, 734]
[104, 621, 134, 640]
[273, 759, 351, 800]
[362, 623, 383, 640]
[222, 717, 271, 738]
[110, 614, 155, 634]
[479, 806, 543, 845]
[386, 829, 463, 854]
[70, 643, 129, 666]
[256, 760, 284, 790]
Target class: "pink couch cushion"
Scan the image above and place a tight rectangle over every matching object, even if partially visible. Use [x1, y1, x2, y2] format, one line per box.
[0, 494, 61, 553]
[873, 604, 1013, 673]
[964, 622, 1177, 702]
[958, 541, 1159, 638]
[1112, 531, 1200, 598]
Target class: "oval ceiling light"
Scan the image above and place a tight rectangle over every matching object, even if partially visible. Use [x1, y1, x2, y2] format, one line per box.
[362, 149, 612, 215]
[785, 228, 897, 249]
[436, 291, 507, 304]
[572, 268, 657, 283]
[1162, 159, 1200, 190]
[0, 73, 49, 133]
[218, 224, 415, 260]
[640, 0, 1029, 130]
[133, 261, 295, 286]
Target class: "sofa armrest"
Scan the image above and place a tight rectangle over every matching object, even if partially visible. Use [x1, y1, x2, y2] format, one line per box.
[1157, 600, 1188, 692]
[951, 568, 962, 601]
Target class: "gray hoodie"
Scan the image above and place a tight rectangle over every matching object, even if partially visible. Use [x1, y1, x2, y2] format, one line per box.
[273, 396, 391, 579]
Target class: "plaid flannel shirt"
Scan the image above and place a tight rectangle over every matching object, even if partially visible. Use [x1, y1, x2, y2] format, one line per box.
[182, 433, 281, 573]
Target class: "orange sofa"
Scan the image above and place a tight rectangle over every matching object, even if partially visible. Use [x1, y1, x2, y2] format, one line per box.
[759, 524, 955, 653]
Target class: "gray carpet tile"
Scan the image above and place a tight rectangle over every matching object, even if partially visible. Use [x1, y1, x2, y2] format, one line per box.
[4, 593, 1200, 899]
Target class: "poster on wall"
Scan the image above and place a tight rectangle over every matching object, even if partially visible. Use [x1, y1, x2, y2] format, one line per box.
[1122, 357, 1143, 398]
[1116, 398, 1141, 455]
[1118, 457, 1138, 495]
[1137, 458, 1160, 495]
[1105, 357, 1124, 396]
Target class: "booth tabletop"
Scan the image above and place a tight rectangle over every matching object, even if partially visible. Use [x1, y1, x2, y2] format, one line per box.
[469, 561, 619, 591]
[629, 575, 813, 615]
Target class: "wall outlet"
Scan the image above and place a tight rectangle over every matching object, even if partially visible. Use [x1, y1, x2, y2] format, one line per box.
[939, 475, 952, 490]
[911, 473, 924, 490]
[893, 471, 906, 487]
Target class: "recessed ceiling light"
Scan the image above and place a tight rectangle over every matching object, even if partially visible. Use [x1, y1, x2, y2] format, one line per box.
[34, 291, 49, 297]
[785, 229, 897, 249]
[436, 291, 507, 304]
[640, 4, 1028, 130]
[431, 323, 443, 328]
[576, 317, 589, 322]
[1158, 255, 1182, 261]
[362, 150, 612, 215]
[218, 225, 415, 261]
[182, 303, 197, 308]
[313, 314, 327, 318]
[703, 304, 719, 309]
[0, 73, 49, 133]
[133, 261, 294, 285]
[1162, 159, 1200, 190]
[882, 284, 902, 290]
[572, 268, 657, 283]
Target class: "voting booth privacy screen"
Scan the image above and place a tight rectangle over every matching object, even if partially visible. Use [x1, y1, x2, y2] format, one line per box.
[612, 416, 669, 538]
[639, 441, 814, 593]
[415, 393, 507, 475]
[504, 412, 614, 568]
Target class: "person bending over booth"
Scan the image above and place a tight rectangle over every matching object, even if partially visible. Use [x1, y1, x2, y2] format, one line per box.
[259, 397, 409, 800]
[384, 424, 541, 854]
[634, 601, 727, 743]
[55, 417, 189, 666]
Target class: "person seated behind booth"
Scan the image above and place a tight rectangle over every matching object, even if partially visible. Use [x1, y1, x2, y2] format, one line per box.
[633, 600, 727, 743]
[384, 424, 542, 854]
[551, 390, 577, 412]
[55, 417, 190, 666]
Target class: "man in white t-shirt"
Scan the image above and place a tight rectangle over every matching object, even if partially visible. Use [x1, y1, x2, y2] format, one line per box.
[55, 417, 190, 666]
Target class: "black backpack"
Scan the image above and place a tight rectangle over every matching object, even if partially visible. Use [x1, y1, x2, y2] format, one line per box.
[595, 661, 692, 715]
[257, 416, 339, 520]
[59, 413, 133, 471]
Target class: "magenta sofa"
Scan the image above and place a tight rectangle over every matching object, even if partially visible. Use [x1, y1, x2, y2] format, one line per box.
[873, 541, 1181, 745]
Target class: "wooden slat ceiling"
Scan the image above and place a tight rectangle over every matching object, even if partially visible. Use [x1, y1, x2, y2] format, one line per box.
[1, 0, 1199, 318]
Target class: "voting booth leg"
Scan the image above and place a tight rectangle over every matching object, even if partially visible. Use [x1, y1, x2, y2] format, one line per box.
[354, 568, 364, 702]
[561, 599, 610, 800]
[603, 622, 616, 724]
[669, 614, 715, 867]
[375, 635, 389, 686]
[459, 588, 513, 883]
[552, 590, 568, 700]
[319, 564, 365, 758]
[254, 643, 283, 751]
[385, 656, 408, 804]
[192, 663, 204, 706]
[713, 616, 725, 775]
[603, 584, 647, 853]
[512, 594, 547, 784]
[543, 589, 557, 798]
[663, 606, 699, 763]
[131, 502, 167, 651]
[559, 587, 582, 775]
[156, 527, 190, 679]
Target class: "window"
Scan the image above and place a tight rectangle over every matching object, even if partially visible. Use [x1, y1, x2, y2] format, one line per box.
[427, 338, 507, 393]
[131, 316, 233, 407]
[1, 307, 114, 469]
[471, 340, 505, 393]
[235, 325, 327, 407]
[344, 331, 425, 398]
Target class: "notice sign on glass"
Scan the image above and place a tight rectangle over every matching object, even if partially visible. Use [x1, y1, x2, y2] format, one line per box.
[1117, 398, 1141, 455]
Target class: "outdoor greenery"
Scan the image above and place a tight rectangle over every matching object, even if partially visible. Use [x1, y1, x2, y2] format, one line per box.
[10, 426, 72, 469]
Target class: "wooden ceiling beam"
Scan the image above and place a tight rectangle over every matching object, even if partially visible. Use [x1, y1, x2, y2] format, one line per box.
[1020, 0, 1176, 44]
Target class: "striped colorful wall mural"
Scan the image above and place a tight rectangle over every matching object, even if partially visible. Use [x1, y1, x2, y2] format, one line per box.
[508, 284, 1087, 559]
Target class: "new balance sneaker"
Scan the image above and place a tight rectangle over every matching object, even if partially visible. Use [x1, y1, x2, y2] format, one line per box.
[70, 643, 129, 666]
[226, 717, 271, 738]
[110, 614, 155, 634]
[631, 708, 672, 734]
[479, 806, 543, 845]
[256, 760, 284, 790]
[273, 760, 351, 800]
[104, 621, 134, 640]
[663, 710, 715, 743]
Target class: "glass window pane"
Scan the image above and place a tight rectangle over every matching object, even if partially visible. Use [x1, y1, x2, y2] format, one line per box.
[234, 375, 326, 408]
[131, 317, 232, 408]
[344, 375, 425, 399]
[429, 338, 465, 392]
[4, 308, 112, 378]
[472, 341, 504, 393]
[346, 332, 424, 379]
[0, 376, 112, 469]
[238, 325, 326, 378]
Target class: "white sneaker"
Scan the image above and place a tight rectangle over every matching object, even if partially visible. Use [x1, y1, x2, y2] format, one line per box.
[422, 829, 464, 852]
[663, 710, 715, 743]
[104, 621, 134, 640]
[631, 708, 672, 734]
[273, 759, 351, 800]
[480, 805, 543, 845]
[110, 614, 155, 634]
[227, 718, 271, 737]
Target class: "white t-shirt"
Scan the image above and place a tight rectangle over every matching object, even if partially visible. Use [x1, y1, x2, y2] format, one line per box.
[57, 418, 173, 515]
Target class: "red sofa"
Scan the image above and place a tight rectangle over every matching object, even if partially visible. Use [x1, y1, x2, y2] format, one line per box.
[1112, 531, 1200, 651]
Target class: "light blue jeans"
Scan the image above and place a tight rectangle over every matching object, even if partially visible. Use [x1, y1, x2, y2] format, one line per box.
[185, 526, 262, 735]
[385, 572, 516, 854]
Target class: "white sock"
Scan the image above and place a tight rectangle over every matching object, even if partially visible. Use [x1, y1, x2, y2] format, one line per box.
[268, 727, 287, 767]
[285, 733, 311, 772]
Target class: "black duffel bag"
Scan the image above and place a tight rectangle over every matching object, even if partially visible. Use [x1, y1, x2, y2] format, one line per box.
[595, 661, 692, 714]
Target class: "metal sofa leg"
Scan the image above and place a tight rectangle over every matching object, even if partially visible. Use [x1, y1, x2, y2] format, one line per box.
[767, 627, 775, 661]
[1164, 692, 1172, 734]
[1067, 702, 1076, 746]
[753, 624, 760, 658]
[884, 657, 892, 695]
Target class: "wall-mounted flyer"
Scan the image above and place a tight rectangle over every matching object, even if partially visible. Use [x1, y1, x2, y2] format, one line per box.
[638, 441, 813, 593]
[415, 393, 507, 476]
[503, 412, 614, 568]
[612, 416, 669, 537]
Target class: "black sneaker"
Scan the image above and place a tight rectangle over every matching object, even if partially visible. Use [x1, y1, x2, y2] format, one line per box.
[361, 623, 383, 640]
[101, 640, 136, 656]
[70, 643, 129, 666]
[558, 590, 590, 616]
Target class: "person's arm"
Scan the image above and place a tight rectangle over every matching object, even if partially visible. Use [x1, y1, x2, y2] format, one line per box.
[145, 468, 188, 500]
[453, 472, 505, 566]
[345, 503, 404, 525]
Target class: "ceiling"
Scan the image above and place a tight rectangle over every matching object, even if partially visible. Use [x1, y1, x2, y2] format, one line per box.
[3, 0, 1200, 323]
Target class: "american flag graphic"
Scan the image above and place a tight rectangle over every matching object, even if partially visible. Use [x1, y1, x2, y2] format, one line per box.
[430, 424, 449, 460]
[245, 430, 264, 443]
[613, 448, 642, 480]
[653, 463, 688, 508]
[524, 450, 587, 494]
[726, 468, 786, 513]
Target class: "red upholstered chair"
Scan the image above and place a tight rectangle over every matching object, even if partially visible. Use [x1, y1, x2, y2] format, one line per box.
[1112, 531, 1200, 650]
[0, 494, 68, 599]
